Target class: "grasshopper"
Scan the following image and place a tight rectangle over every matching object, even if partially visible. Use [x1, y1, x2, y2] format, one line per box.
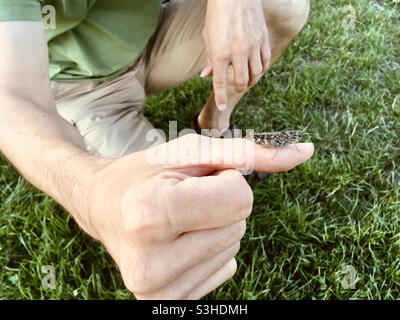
[244, 122, 311, 157]
[244, 130, 303, 148]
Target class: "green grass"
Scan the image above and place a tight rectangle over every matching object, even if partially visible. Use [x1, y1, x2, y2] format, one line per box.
[1, 0, 399, 299]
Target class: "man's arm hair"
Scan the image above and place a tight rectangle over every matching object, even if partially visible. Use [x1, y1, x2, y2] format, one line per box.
[0, 21, 106, 238]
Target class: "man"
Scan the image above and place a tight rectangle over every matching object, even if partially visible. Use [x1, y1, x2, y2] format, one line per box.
[0, 0, 313, 299]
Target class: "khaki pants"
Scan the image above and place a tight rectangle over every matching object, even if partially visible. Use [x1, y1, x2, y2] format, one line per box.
[52, 0, 207, 158]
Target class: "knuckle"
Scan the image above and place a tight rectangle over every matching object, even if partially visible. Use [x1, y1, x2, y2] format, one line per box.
[176, 134, 203, 159]
[203, 237, 223, 256]
[237, 183, 253, 219]
[121, 253, 146, 294]
[216, 51, 230, 63]
[231, 241, 241, 257]
[272, 0, 309, 36]
[225, 221, 246, 244]
[232, 221, 247, 241]
[252, 67, 263, 77]
[121, 182, 173, 244]
[235, 79, 249, 92]
[124, 252, 164, 295]
[236, 78, 248, 87]
[214, 79, 227, 88]
[181, 132, 202, 144]
[226, 258, 238, 278]
[121, 210, 146, 238]
[237, 220, 247, 239]
[235, 86, 248, 94]
[228, 176, 253, 219]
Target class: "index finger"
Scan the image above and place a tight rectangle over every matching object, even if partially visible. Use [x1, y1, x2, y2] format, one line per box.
[212, 57, 229, 111]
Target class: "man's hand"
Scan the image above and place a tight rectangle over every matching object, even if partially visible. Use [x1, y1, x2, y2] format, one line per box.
[87, 134, 314, 299]
[0, 20, 313, 300]
[201, 0, 271, 110]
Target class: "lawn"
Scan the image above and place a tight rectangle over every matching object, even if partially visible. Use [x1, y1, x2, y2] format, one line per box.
[0, 0, 399, 299]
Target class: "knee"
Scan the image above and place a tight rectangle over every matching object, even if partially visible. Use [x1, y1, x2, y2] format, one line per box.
[264, 0, 310, 38]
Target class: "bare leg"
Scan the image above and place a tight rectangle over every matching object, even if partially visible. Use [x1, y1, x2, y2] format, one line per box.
[197, 0, 310, 135]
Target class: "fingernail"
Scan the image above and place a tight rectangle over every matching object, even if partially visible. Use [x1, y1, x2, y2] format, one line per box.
[217, 104, 227, 111]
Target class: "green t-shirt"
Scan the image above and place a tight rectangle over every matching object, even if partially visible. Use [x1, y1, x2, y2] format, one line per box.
[0, 0, 163, 81]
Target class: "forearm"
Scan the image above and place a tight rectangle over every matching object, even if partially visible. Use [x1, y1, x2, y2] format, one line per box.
[0, 20, 111, 239]
[0, 93, 108, 239]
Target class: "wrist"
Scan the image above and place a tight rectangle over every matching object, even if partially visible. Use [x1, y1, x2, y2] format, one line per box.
[46, 146, 113, 240]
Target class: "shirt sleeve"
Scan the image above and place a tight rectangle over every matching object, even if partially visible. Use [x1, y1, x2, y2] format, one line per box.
[0, 0, 42, 21]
